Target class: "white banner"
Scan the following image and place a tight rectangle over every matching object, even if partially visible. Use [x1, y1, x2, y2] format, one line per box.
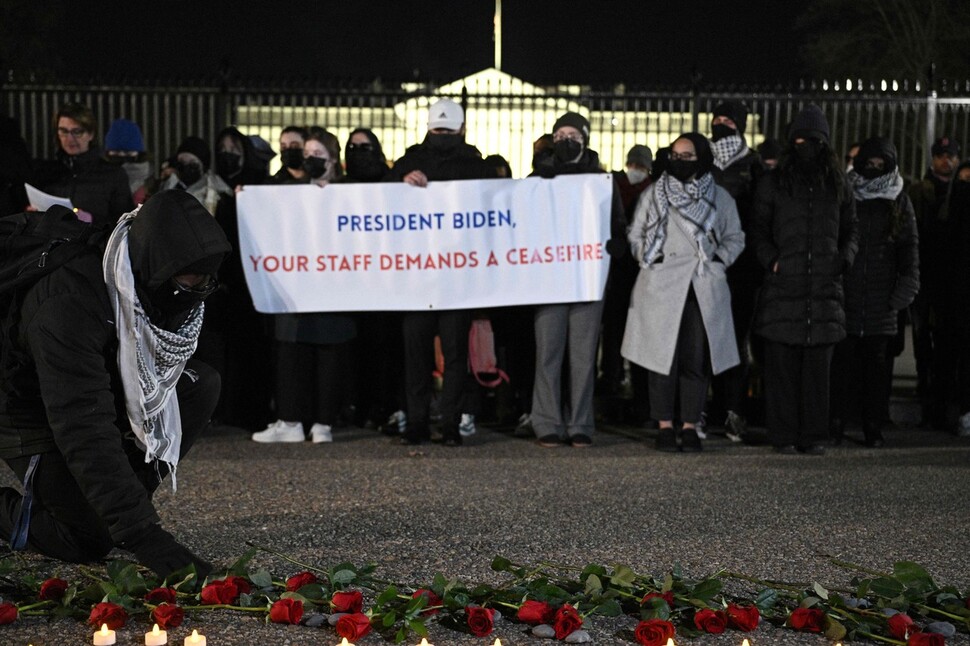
[236, 175, 612, 312]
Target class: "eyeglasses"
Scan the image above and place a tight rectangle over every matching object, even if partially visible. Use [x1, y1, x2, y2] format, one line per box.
[172, 275, 219, 296]
[57, 127, 88, 138]
[553, 133, 583, 143]
[669, 152, 697, 161]
[347, 143, 374, 152]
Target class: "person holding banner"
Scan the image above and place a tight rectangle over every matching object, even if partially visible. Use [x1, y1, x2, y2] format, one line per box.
[530, 112, 626, 448]
[622, 133, 744, 452]
[385, 98, 492, 446]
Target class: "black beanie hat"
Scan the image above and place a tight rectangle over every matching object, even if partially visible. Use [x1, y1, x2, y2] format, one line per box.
[552, 112, 590, 145]
[789, 104, 830, 145]
[176, 136, 212, 171]
[712, 101, 749, 135]
[674, 132, 715, 178]
[853, 136, 898, 175]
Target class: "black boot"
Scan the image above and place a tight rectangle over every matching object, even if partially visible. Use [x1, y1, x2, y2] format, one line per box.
[863, 422, 885, 448]
[680, 426, 703, 453]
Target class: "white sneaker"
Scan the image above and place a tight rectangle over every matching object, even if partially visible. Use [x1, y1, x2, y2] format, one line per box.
[957, 411, 970, 437]
[386, 410, 407, 435]
[310, 423, 333, 443]
[459, 413, 477, 437]
[251, 420, 304, 443]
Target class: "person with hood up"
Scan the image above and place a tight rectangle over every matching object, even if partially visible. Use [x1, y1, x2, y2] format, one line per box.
[622, 133, 745, 452]
[0, 190, 230, 577]
[162, 136, 232, 215]
[750, 104, 858, 455]
[103, 118, 152, 204]
[215, 126, 267, 189]
[831, 136, 919, 447]
[530, 112, 626, 448]
[31, 102, 134, 226]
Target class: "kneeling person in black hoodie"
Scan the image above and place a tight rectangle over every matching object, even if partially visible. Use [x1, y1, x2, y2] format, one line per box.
[0, 190, 231, 578]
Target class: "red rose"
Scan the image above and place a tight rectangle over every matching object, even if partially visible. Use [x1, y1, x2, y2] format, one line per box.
[909, 634, 945, 646]
[200, 579, 242, 605]
[38, 577, 68, 601]
[269, 598, 304, 624]
[224, 575, 252, 595]
[889, 613, 918, 639]
[336, 612, 372, 641]
[641, 591, 675, 607]
[726, 603, 760, 632]
[789, 607, 826, 632]
[412, 589, 443, 616]
[517, 599, 556, 625]
[285, 571, 318, 592]
[0, 602, 17, 625]
[634, 619, 676, 646]
[88, 602, 128, 629]
[332, 590, 364, 613]
[466, 606, 496, 637]
[145, 587, 178, 605]
[694, 608, 728, 634]
[553, 603, 583, 639]
[151, 603, 184, 629]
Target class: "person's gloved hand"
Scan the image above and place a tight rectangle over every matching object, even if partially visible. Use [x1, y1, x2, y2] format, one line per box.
[605, 238, 628, 258]
[124, 525, 212, 580]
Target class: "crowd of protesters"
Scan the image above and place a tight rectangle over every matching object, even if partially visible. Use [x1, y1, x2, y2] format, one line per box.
[5, 96, 970, 461]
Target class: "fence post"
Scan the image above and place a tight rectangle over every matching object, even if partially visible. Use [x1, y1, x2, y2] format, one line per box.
[925, 62, 937, 168]
[690, 66, 700, 133]
[218, 58, 233, 129]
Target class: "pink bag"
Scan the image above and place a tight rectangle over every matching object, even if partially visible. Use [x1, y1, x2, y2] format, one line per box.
[468, 318, 509, 388]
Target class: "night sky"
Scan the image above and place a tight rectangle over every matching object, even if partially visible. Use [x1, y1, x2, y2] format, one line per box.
[50, 0, 806, 86]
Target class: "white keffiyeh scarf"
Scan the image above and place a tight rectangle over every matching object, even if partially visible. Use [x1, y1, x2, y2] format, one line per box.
[102, 208, 204, 491]
[848, 168, 905, 202]
[637, 172, 717, 268]
[712, 134, 749, 170]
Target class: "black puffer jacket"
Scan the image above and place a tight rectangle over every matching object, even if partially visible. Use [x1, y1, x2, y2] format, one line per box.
[31, 147, 134, 227]
[751, 172, 858, 345]
[0, 193, 230, 543]
[843, 193, 919, 336]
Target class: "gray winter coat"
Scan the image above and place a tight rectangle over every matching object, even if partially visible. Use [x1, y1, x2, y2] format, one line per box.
[621, 183, 745, 375]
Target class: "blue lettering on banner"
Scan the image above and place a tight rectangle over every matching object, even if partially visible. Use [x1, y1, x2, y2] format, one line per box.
[452, 209, 514, 229]
[336, 212, 446, 232]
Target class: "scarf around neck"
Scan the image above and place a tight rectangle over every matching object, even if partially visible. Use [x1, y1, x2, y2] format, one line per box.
[638, 172, 717, 266]
[712, 134, 748, 170]
[849, 168, 904, 201]
[103, 208, 205, 491]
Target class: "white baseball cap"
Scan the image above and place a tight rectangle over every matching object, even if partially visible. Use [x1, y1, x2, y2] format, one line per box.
[427, 98, 464, 131]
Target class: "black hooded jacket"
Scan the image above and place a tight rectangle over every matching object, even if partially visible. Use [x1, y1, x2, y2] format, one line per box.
[0, 191, 229, 542]
[383, 137, 492, 182]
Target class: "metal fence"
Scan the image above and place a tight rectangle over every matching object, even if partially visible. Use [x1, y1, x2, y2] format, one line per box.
[4, 80, 970, 180]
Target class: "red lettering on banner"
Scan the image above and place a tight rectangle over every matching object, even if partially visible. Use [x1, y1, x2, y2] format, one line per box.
[487, 251, 498, 267]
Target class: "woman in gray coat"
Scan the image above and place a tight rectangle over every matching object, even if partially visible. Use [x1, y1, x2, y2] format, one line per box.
[622, 133, 744, 451]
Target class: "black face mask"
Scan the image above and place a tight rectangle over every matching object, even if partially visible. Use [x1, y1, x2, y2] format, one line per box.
[216, 151, 242, 177]
[304, 156, 330, 179]
[144, 277, 216, 329]
[668, 160, 699, 183]
[281, 147, 305, 170]
[346, 150, 385, 181]
[858, 167, 885, 180]
[425, 133, 462, 153]
[177, 162, 203, 187]
[553, 139, 583, 163]
[794, 140, 823, 164]
[711, 123, 736, 142]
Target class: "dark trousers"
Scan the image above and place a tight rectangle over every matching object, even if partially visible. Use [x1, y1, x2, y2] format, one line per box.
[403, 310, 471, 439]
[711, 279, 758, 417]
[353, 312, 406, 423]
[648, 290, 709, 424]
[275, 340, 347, 426]
[0, 360, 219, 563]
[764, 340, 834, 447]
[831, 334, 890, 429]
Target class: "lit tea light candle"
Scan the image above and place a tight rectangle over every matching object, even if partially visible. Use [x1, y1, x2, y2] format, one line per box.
[493, 640, 503, 646]
[145, 623, 167, 645]
[417, 639, 434, 646]
[337, 639, 355, 646]
[742, 640, 751, 646]
[665, 639, 676, 646]
[93, 623, 116, 645]
[183, 629, 206, 646]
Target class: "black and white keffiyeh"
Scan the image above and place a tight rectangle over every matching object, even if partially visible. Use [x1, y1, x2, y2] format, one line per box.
[103, 208, 204, 491]
[848, 168, 905, 202]
[637, 172, 717, 266]
[712, 134, 749, 170]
